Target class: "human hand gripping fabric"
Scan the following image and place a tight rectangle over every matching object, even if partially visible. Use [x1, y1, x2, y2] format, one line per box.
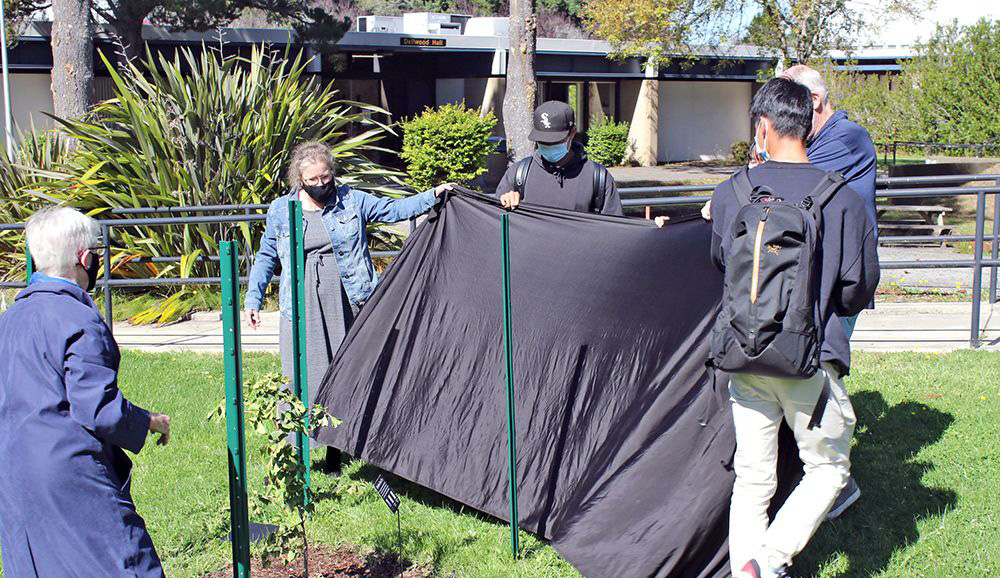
[499, 191, 521, 210]
[149, 413, 171, 446]
[434, 183, 457, 197]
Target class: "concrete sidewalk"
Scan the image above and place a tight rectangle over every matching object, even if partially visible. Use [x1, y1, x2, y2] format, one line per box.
[111, 302, 1000, 354]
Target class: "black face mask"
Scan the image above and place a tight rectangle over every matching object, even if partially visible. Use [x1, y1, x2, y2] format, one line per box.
[302, 180, 337, 205]
[84, 252, 100, 292]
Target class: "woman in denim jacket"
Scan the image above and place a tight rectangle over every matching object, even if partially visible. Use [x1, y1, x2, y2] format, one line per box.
[243, 141, 452, 475]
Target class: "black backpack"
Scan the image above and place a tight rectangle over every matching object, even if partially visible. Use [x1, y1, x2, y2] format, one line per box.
[710, 166, 846, 382]
[513, 157, 609, 213]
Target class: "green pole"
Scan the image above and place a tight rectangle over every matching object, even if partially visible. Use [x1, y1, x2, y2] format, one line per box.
[501, 213, 519, 557]
[220, 240, 251, 578]
[287, 199, 311, 500]
[25, 249, 33, 281]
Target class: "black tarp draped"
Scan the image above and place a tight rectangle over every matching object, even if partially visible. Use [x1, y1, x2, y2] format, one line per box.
[315, 191, 748, 577]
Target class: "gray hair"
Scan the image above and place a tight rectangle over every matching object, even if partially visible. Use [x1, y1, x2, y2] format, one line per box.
[287, 141, 335, 188]
[25, 206, 100, 276]
[783, 65, 829, 103]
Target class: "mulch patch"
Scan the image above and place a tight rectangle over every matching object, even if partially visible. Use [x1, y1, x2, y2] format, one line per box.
[201, 544, 433, 578]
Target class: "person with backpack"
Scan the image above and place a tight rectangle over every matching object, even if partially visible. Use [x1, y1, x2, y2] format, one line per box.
[708, 78, 879, 578]
[496, 100, 623, 216]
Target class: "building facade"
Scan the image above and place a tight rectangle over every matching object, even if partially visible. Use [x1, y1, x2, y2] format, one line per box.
[2, 15, 780, 165]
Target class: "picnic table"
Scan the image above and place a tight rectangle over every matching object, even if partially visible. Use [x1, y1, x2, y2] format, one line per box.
[877, 204, 953, 244]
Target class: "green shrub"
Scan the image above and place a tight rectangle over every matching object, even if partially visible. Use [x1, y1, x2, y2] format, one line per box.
[586, 120, 630, 167]
[731, 140, 751, 163]
[399, 102, 497, 192]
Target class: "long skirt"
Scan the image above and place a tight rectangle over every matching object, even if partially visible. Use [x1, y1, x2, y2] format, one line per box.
[279, 252, 358, 448]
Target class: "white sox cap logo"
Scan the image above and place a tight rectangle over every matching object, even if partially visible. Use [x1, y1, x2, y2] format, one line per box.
[540, 113, 552, 129]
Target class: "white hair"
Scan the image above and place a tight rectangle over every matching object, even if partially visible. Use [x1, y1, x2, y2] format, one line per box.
[25, 207, 100, 276]
[784, 65, 829, 103]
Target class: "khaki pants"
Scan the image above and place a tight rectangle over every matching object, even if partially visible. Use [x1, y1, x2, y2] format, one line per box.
[728, 363, 856, 573]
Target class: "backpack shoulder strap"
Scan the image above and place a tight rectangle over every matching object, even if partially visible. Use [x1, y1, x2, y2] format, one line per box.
[730, 166, 754, 206]
[514, 157, 532, 197]
[591, 162, 608, 213]
[807, 171, 847, 214]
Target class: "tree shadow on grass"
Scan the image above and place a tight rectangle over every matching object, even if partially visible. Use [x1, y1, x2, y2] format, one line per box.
[792, 391, 957, 577]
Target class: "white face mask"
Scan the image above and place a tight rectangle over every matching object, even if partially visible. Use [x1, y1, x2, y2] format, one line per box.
[754, 120, 771, 162]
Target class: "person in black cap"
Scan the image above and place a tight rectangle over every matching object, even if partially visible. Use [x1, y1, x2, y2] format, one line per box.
[497, 100, 623, 216]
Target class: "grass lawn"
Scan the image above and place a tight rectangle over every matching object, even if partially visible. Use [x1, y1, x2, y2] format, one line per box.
[2, 350, 998, 577]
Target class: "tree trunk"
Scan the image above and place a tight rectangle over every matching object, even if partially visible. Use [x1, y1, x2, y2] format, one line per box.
[502, 0, 536, 164]
[50, 0, 93, 120]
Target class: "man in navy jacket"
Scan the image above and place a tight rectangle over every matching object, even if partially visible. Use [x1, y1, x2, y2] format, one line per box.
[783, 65, 879, 521]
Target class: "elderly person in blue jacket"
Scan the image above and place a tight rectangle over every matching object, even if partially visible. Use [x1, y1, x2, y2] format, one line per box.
[243, 140, 452, 475]
[0, 207, 171, 577]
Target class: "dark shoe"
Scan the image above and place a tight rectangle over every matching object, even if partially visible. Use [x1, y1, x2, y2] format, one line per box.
[319, 447, 342, 477]
[827, 475, 861, 520]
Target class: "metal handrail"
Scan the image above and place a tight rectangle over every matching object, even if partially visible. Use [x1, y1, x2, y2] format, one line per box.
[2, 174, 999, 346]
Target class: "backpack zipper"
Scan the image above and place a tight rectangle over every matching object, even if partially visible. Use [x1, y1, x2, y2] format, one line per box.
[748, 208, 769, 354]
[750, 209, 768, 304]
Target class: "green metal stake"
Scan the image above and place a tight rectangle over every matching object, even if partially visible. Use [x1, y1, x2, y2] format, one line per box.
[287, 200, 311, 501]
[25, 249, 33, 281]
[501, 213, 519, 557]
[220, 240, 251, 578]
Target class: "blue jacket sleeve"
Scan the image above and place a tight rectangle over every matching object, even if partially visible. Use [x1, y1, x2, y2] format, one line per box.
[244, 206, 279, 311]
[357, 189, 438, 223]
[64, 321, 151, 454]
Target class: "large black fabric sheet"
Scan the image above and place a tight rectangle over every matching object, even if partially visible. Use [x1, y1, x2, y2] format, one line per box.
[315, 191, 739, 577]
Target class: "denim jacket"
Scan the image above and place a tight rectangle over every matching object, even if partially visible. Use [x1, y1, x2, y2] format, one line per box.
[244, 183, 437, 320]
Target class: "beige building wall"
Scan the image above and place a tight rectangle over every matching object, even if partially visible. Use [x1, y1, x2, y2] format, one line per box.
[659, 81, 752, 162]
[1, 73, 56, 150]
[625, 79, 659, 166]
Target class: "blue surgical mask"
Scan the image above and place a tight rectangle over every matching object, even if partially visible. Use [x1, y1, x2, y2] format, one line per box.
[754, 122, 771, 162]
[537, 142, 570, 163]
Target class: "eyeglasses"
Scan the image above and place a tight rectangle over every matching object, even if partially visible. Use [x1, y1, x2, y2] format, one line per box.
[79, 246, 107, 257]
[302, 172, 334, 186]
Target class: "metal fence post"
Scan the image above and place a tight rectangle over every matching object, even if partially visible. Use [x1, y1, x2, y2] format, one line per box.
[25, 249, 33, 282]
[287, 199, 311, 499]
[971, 191, 986, 348]
[102, 225, 113, 330]
[500, 213, 519, 558]
[991, 179, 999, 305]
[221, 240, 252, 578]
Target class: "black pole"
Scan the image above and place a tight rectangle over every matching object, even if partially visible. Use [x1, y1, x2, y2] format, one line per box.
[971, 191, 986, 348]
[102, 224, 112, 331]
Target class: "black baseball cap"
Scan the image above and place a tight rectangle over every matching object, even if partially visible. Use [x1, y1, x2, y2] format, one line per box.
[529, 101, 575, 142]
